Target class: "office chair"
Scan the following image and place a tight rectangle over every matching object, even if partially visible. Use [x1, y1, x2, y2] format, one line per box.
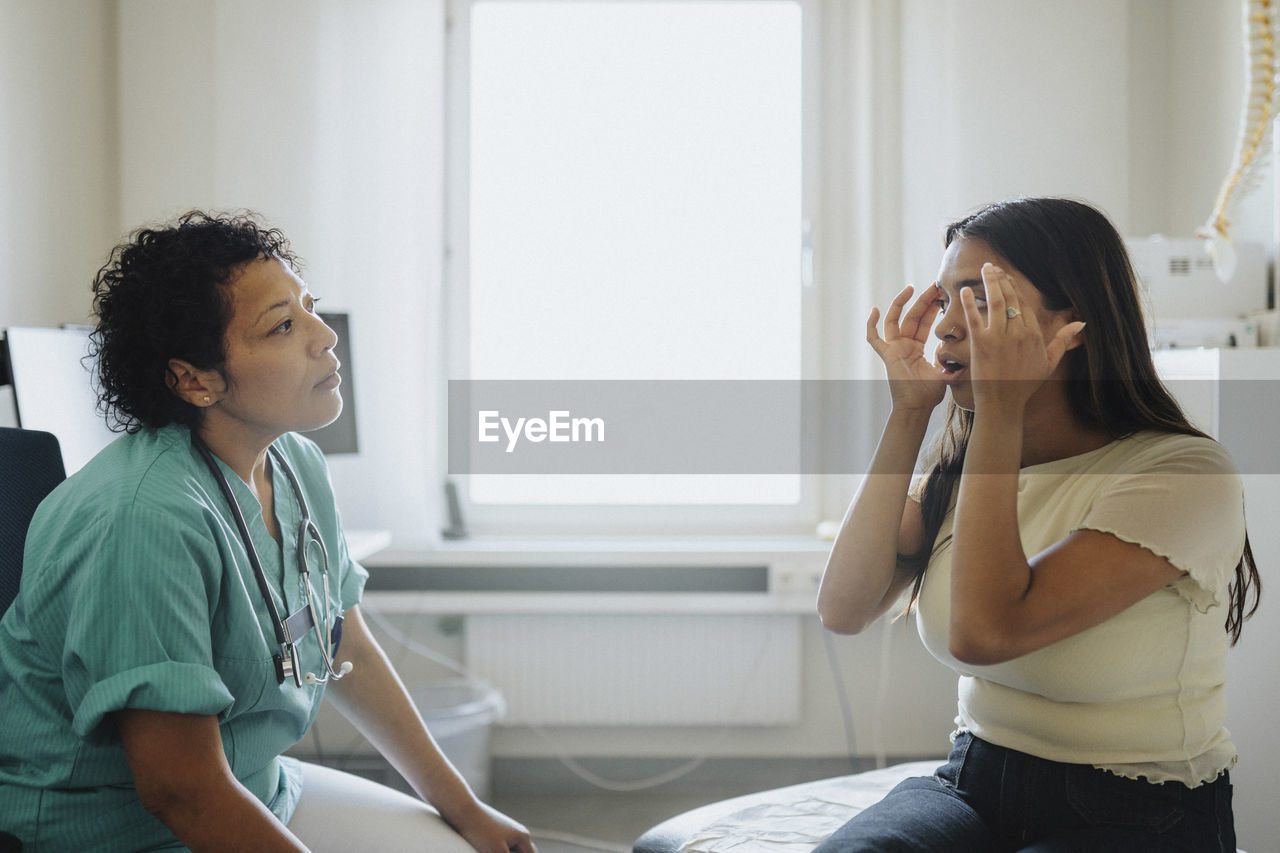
[0, 427, 66, 616]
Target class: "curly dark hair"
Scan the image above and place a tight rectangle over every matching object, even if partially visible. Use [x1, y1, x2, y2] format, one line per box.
[90, 210, 302, 432]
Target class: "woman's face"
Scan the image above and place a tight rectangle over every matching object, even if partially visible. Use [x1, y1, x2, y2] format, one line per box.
[209, 256, 342, 443]
[932, 236, 1072, 410]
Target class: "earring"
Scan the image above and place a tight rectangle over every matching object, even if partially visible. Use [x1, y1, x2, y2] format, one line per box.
[202, 396, 212, 405]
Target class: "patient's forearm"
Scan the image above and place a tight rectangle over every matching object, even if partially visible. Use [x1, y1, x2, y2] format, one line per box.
[818, 408, 931, 633]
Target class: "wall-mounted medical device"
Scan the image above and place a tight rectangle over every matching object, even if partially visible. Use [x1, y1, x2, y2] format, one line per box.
[1126, 236, 1269, 348]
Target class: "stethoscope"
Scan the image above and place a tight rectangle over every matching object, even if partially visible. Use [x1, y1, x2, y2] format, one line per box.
[194, 435, 353, 688]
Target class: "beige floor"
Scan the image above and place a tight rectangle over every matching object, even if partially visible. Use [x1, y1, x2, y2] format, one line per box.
[491, 787, 754, 852]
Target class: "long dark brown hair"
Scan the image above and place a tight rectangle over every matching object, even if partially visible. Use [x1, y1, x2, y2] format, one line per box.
[902, 197, 1260, 644]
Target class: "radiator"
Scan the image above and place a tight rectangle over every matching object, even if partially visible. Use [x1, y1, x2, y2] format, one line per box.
[465, 613, 801, 726]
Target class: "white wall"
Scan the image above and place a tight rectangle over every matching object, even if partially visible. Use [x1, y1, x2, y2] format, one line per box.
[114, 0, 445, 542]
[900, 0, 1135, 287]
[0, 0, 118, 328]
[899, 0, 1274, 288]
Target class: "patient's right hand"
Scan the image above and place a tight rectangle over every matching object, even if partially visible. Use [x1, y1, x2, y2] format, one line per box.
[867, 283, 946, 413]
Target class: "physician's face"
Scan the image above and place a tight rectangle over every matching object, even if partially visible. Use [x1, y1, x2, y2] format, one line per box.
[213, 257, 343, 443]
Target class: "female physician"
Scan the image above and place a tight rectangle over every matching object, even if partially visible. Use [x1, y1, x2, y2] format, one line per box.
[815, 197, 1259, 852]
[0, 212, 536, 852]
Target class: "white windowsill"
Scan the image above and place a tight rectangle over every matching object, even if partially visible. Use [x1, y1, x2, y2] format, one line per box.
[368, 533, 831, 567]
[345, 529, 394, 562]
[362, 589, 821, 615]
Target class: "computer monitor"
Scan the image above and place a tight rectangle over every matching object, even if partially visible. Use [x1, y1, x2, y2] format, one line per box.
[309, 312, 359, 454]
[2, 326, 115, 475]
[2, 312, 357, 474]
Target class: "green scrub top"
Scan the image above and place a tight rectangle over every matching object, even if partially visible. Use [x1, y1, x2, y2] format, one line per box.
[0, 424, 368, 851]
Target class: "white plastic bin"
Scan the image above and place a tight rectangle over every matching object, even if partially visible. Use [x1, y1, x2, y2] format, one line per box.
[411, 680, 505, 799]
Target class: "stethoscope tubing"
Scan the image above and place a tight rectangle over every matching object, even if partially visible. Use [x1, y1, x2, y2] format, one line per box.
[192, 433, 347, 687]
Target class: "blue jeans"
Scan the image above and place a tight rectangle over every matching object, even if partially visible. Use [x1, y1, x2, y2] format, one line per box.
[812, 733, 1236, 852]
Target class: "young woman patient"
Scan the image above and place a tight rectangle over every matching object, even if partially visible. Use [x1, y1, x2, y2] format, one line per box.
[0, 212, 535, 852]
[816, 197, 1259, 852]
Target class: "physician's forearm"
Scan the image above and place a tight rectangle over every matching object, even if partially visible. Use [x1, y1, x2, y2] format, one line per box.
[324, 607, 478, 822]
[116, 709, 308, 853]
[146, 779, 309, 853]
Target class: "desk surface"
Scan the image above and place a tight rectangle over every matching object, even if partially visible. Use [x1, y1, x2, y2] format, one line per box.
[346, 529, 392, 562]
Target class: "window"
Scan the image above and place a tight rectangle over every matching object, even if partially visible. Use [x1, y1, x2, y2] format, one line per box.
[446, 0, 821, 534]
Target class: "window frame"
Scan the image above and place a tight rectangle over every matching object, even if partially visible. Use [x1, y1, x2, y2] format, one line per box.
[442, 0, 829, 537]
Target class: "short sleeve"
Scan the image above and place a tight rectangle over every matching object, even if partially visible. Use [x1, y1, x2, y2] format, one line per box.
[27, 505, 236, 741]
[1076, 436, 1246, 612]
[338, 550, 369, 613]
[330, 522, 369, 613]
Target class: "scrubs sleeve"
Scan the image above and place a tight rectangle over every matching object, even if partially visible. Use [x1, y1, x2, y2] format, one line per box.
[41, 505, 236, 741]
[337, 541, 369, 613]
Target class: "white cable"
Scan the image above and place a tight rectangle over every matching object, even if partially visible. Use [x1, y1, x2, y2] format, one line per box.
[871, 615, 895, 769]
[821, 629, 859, 772]
[361, 599, 784, 793]
[361, 601, 471, 676]
[315, 600, 469, 766]
[521, 617, 782, 792]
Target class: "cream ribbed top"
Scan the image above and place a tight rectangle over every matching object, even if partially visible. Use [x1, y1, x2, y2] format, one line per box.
[914, 431, 1245, 786]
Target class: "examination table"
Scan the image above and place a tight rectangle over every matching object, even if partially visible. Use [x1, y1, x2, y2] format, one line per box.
[632, 760, 1249, 853]
[632, 761, 936, 852]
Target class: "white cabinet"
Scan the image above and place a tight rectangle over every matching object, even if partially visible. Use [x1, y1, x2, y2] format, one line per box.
[1155, 348, 1279, 853]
